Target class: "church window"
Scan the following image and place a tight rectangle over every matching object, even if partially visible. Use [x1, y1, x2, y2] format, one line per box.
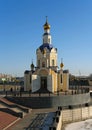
[52, 59, 54, 66]
[42, 62, 45, 67]
[48, 38, 50, 43]
[61, 74, 62, 83]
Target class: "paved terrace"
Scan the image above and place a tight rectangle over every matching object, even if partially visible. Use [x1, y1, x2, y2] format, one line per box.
[0, 97, 31, 130]
[0, 96, 56, 130]
[0, 110, 19, 130]
[8, 108, 56, 130]
[0, 88, 91, 130]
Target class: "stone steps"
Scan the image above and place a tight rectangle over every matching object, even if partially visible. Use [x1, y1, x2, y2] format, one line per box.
[0, 97, 31, 118]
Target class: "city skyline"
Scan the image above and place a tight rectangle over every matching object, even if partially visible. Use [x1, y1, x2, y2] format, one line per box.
[0, 0, 92, 77]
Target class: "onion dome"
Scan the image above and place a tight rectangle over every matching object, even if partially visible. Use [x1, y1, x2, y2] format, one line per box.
[63, 70, 69, 73]
[39, 43, 53, 52]
[60, 63, 64, 68]
[43, 17, 50, 30]
[24, 70, 30, 74]
[30, 62, 34, 70]
[60, 58, 64, 69]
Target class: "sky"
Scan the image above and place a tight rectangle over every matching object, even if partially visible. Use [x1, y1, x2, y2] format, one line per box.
[0, 0, 92, 77]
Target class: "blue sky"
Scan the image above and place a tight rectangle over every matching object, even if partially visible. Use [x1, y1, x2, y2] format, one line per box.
[0, 0, 92, 76]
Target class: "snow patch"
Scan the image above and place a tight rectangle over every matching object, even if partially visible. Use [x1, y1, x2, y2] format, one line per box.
[65, 119, 92, 130]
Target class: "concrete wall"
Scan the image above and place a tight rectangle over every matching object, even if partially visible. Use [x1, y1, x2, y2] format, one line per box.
[24, 74, 31, 91]
[56, 112, 62, 130]
[62, 106, 90, 124]
[6, 93, 90, 109]
[51, 93, 90, 107]
[51, 105, 92, 130]
[49, 110, 63, 130]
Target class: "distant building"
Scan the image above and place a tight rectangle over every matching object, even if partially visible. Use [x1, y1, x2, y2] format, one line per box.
[24, 18, 69, 93]
[0, 73, 12, 83]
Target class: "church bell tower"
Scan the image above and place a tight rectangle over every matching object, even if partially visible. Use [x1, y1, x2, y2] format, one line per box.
[36, 17, 57, 70]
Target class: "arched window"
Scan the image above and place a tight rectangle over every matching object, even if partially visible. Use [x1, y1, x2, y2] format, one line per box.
[61, 74, 62, 83]
[48, 38, 50, 43]
[42, 62, 45, 67]
[52, 59, 54, 66]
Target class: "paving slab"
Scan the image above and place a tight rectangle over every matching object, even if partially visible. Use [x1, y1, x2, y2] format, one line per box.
[8, 108, 56, 130]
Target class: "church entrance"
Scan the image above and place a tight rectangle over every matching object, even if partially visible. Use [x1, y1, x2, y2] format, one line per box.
[41, 77, 47, 89]
[37, 69, 50, 93]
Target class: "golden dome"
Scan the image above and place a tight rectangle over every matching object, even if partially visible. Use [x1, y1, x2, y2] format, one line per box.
[44, 22, 50, 30]
[60, 63, 64, 68]
[43, 17, 50, 30]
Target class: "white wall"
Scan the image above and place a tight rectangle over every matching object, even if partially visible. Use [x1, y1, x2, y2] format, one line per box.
[47, 75, 52, 92]
[32, 75, 40, 92]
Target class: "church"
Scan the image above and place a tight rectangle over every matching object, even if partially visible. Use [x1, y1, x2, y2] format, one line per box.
[24, 18, 69, 93]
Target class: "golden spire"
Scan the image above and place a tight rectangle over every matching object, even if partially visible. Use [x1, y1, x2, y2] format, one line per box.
[60, 58, 64, 69]
[43, 16, 50, 30]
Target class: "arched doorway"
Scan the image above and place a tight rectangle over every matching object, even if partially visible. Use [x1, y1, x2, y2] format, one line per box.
[38, 69, 49, 93]
[41, 77, 47, 89]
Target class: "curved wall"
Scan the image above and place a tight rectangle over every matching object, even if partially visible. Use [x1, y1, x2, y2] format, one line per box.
[51, 93, 90, 107]
[6, 93, 90, 109]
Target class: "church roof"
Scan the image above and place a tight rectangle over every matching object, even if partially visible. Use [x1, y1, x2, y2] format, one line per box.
[39, 43, 53, 51]
[43, 33, 50, 36]
[24, 70, 30, 74]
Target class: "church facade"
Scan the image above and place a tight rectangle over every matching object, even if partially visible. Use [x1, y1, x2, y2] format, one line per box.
[24, 19, 69, 93]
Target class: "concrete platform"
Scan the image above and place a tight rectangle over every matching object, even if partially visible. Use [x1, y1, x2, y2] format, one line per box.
[7, 108, 56, 130]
